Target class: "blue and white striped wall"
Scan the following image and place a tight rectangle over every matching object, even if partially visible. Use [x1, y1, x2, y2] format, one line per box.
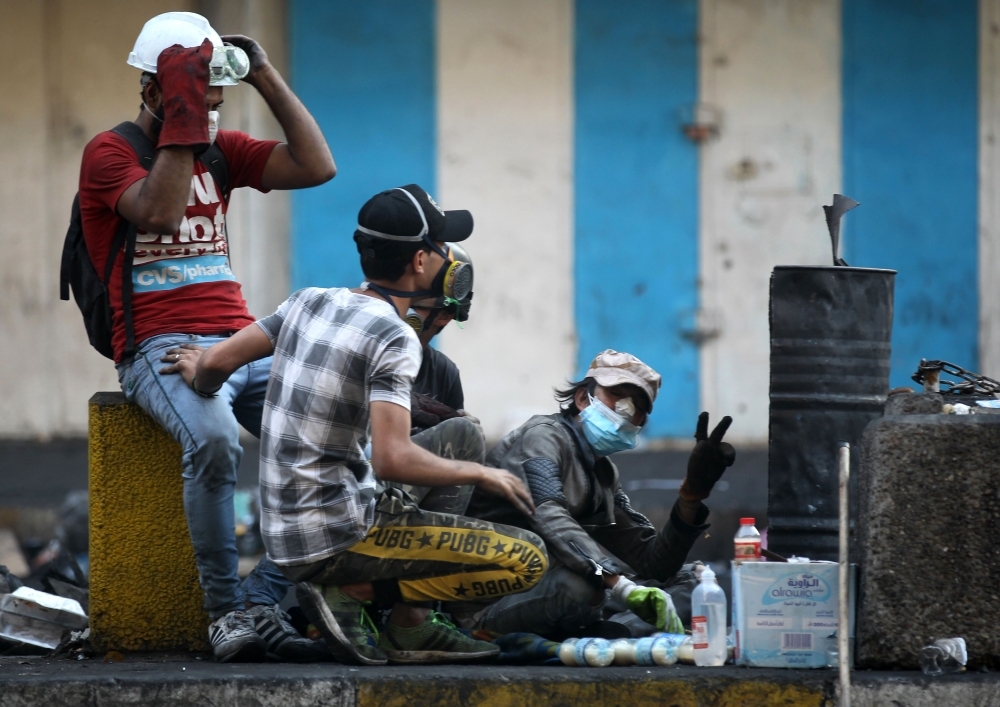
[289, 0, 992, 443]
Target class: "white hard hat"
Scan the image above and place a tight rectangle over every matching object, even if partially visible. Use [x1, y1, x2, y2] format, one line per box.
[127, 12, 237, 86]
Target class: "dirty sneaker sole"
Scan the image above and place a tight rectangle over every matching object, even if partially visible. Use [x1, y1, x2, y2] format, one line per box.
[382, 646, 500, 665]
[295, 583, 387, 666]
[215, 636, 267, 663]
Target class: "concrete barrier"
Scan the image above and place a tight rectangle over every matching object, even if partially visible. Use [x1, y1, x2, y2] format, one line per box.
[856, 398, 1000, 670]
[88, 392, 209, 652]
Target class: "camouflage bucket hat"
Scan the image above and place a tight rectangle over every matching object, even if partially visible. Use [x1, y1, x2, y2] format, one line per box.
[585, 349, 662, 412]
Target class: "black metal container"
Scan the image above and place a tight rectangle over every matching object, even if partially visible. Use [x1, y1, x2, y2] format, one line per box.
[768, 266, 895, 560]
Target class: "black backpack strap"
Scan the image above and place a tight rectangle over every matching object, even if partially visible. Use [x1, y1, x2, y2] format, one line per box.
[110, 121, 156, 169]
[103, 218, 131, 285]
[119, 226, 138, 357]
[200, 143, 230, 204]
[101, 217, 137, 356]
[107, 122, 155, 359]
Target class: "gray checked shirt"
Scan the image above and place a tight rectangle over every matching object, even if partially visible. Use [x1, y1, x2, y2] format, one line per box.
[256, 287, 421, 566]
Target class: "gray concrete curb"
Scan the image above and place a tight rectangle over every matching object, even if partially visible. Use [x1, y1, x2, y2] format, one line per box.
[2, 655, 999, 707]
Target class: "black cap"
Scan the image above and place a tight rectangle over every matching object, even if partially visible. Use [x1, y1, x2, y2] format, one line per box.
[356, 184, 473, 244]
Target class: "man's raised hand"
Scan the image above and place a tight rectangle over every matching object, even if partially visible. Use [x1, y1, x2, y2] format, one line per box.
[220, 34, 269, 85]
[679, 412, 736, 502]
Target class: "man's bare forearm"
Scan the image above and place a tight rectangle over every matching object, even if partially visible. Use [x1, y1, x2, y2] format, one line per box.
[194, 324, 275, 392]
[119, 146, 194, 233]
[373, 441, 485, 488]
[253, 66, 335, 186]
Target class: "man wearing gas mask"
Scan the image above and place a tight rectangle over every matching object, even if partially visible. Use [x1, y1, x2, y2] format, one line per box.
[406, 243, 474, 420]
[169, 184, 548, 665]
[76, 12, 335, 662]
[459, 351, 737, 640]
[381, 244, 480, 516]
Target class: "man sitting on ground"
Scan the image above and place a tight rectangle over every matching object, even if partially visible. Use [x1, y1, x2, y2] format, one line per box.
[391, 243, 478, 515]
[407, 242, 473, 419]
[167, 185, 548, 665]
[460, 350, 737, 639]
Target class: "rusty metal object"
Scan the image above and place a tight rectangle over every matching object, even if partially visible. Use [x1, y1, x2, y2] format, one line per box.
[912, 359, 1000, 396]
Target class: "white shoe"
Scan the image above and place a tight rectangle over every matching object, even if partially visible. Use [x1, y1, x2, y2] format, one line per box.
[208, 609, 266, 662]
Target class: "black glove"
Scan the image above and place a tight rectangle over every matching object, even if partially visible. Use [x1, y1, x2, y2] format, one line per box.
[679, 412, 736, 501]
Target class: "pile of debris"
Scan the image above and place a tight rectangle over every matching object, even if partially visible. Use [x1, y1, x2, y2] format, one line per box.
[1, 492, 91, 656]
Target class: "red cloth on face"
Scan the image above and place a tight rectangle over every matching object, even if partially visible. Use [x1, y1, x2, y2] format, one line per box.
[78, 128, 279, 361]
[156, 40, 212, 149]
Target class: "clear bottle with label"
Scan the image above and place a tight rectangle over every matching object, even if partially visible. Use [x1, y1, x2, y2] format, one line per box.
[734, 517, 761, 563]
[691, 566, 727, 666]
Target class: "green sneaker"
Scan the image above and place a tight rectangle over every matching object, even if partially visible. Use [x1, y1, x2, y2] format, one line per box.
[295, 583, 388, 666]
[378, 611, 500, 664]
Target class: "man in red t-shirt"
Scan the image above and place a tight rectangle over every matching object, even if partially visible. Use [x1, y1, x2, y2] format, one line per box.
[78, 12, 335, 663]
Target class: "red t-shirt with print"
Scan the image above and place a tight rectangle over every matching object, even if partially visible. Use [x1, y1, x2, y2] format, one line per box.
[78, 128, 279, 362]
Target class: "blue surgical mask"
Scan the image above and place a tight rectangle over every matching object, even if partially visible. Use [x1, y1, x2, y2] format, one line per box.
[579, 394, 641, 456]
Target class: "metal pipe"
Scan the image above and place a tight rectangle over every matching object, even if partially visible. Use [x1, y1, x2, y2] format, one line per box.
[838, 442, 851, 707]
[923, 368, 941, 393]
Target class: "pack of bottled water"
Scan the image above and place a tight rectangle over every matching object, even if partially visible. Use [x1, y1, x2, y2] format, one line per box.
[732, 560, 855, 668]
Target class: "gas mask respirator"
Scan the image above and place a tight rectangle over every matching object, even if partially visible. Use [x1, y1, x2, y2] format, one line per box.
[404, 308, 426, 333]
[357, 188, 474, 305]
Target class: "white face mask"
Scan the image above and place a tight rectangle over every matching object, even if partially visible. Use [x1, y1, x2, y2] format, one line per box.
[207, 110, 220, 145]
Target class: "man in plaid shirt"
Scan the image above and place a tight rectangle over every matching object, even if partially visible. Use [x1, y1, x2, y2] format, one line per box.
[168, 184, 547, 665]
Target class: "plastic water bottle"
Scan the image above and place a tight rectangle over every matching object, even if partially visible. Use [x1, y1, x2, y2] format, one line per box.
[734, 517, 761, 563]
[691, 566, 727, 666]
[919, 637, 967, 676]
[558, 637, 614, 667]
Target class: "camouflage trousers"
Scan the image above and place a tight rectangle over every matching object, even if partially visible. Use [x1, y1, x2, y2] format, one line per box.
[381, 416, 485, 515]
[282, 417, 548, 606]
[283, 491, 548, 605]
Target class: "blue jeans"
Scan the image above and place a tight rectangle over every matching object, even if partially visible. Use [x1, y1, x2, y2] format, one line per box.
[116, 333, 291, 618]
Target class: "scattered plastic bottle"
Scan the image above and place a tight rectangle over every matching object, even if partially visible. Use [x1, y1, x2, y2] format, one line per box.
[558, 637, 615, 667]
[734, 517, 761, 563]
[691, 566, 727, 666]
[919, 637, 967, 676]
[557, 638, 579, 665]
[609, 638, 634, 666]
[584, 635, 691, 667]
[633, 636, 681, 666]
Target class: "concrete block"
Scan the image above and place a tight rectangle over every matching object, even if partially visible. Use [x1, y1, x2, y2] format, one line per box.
[88, 393, 208, 652]
[856, 412, 1000, 669]
[884, 392, 942, 415]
